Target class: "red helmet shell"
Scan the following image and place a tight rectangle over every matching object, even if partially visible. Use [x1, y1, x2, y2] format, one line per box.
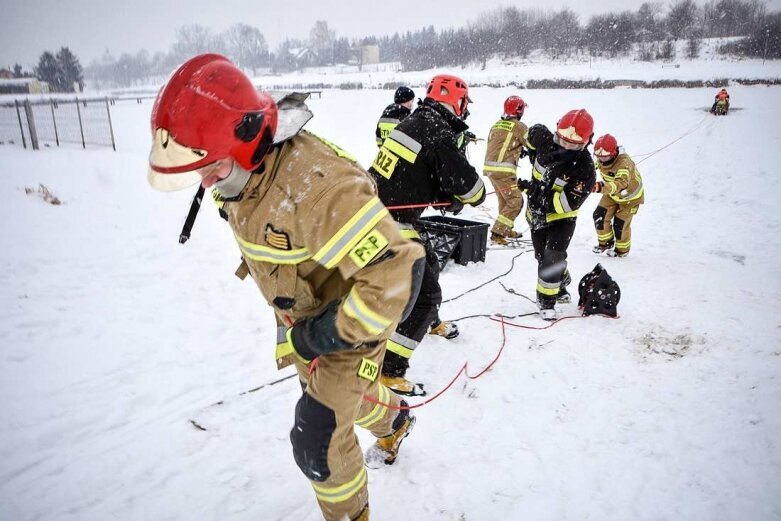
[149, 54, 278, 183]
[426, 74, 471, 117]
[556, 109, 594, 146]
[503, 96, 526, 118]
[594, 134, 619, 160]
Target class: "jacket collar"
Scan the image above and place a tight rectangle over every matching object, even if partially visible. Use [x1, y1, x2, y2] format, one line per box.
[417, 99, 469, 133]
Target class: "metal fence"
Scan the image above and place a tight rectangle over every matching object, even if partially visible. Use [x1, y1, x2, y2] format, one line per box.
[0, 97, 121, 151]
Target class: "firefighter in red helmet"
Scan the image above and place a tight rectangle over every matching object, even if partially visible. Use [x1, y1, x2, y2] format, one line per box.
[711, 88, 730, 115]
[148, 54, 425, 521]
[483, 95, 530, 245]
[369, 73, 486, 395]
[592, 133, 645, 257]
[517, 109, 596, 320]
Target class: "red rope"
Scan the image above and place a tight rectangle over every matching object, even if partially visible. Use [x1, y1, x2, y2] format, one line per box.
[362, 312, 609, 411]
[385, 202, 451, 210]
[363, 314, 511, 410]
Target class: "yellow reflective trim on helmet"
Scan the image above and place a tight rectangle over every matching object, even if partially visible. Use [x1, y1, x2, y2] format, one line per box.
[311, 467, 368, 503]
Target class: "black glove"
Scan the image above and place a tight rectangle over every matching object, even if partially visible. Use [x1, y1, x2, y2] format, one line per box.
[289, 300, 352, 361]
[517, 178, 533, 192]
[443, 198, 464, 215]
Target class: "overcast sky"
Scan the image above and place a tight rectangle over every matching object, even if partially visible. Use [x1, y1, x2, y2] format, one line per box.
[2, 0, 780, 69]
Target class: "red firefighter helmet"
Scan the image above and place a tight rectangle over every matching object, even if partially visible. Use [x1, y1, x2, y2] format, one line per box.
[426, 74, 472, 117]
[594, 134, 619, 161]
[148, 53, 278, 191]
[556, 109, 594, 147]
[503, 96, 526, 119]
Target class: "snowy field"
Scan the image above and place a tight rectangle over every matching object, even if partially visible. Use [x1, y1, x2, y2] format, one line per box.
[1, 84, 780, 521]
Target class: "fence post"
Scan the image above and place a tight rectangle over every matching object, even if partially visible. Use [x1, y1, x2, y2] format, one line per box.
[15, 99, 27, 149]
[50, 99, 60, 147]
[23, 100, 39, 151]
[75, 97, 86, 149]
[105, 97, 116, 151]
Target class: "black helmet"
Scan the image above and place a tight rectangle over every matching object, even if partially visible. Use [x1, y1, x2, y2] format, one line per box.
[394, 86, 415, 104]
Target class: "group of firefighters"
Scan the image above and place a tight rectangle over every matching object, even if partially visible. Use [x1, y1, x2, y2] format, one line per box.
[147, 54, 651, 520]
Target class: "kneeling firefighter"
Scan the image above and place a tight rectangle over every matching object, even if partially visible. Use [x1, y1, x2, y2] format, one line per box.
[147, 54, 425, 521]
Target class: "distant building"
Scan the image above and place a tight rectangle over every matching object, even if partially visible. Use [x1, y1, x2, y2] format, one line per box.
[360, 45, 380, 65]
[288, 47, 319, 69]
[0, 69, 14, 79]
[0, 78, 50, 94]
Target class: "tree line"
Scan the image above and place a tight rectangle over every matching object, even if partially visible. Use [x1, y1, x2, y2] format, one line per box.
[13, 0, 779, 89]
[15, 47, 85, 92]
[375, 0, 778, 70]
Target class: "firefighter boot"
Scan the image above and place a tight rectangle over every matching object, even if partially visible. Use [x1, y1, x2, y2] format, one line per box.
[365, 405, 416, 469]
[352, 505, 369, 521]
[380, 375, 426, 397]
[557, 286, 571, 304]
[429, 320, 459, 339]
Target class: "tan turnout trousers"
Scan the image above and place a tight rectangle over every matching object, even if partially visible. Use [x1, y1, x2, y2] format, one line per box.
[294, 343, 403, 520]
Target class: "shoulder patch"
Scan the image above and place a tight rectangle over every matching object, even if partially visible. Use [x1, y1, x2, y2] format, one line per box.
[265, 224, 291, 250]
[348, 229, 389, 268]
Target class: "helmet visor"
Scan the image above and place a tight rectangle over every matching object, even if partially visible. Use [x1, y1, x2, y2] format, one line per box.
[148, 128, 212, 192]
[594, 147, 615, 161]
[554, 133, 586, 151]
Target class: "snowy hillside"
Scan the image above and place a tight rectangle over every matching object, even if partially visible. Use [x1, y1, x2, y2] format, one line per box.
[1, 85, 780, 521]
[251, 39, 781, 89]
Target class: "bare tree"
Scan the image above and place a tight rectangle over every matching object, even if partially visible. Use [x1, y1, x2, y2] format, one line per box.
[223, 23, 268, 74]
[171, 25, 214, 62]
[309, 20, 335, 66]
[667, 0, 698, 39]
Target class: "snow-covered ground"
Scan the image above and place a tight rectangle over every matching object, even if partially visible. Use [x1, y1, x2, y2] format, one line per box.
[1, 84, 780, 521]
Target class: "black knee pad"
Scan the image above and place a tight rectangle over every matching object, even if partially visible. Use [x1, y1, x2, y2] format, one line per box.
[593, 206, 607, 229]
[400, 256, 426, 322]
[290, 393, 336, 482]
[613, 216, 626, 240]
